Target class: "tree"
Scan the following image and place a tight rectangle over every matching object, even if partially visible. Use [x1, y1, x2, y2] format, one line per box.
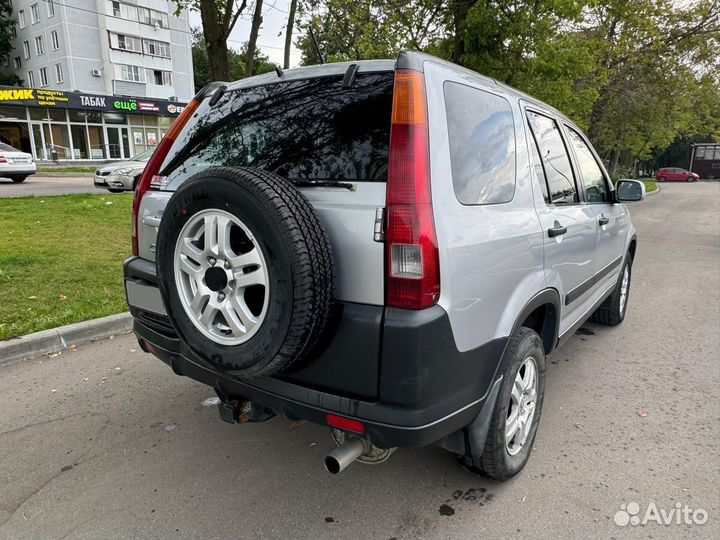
[172, 0, 249, 81]
[294, 0, 719, 175]
[0, 0, 21, 85]
[283, 0, 298, 69]
[191, 29, 278, 90]
[245, 0, 264, 77]
[296, 0, 448, 65]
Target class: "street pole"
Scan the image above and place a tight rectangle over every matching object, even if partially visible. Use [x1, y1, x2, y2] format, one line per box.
[689, 144, 696, 173]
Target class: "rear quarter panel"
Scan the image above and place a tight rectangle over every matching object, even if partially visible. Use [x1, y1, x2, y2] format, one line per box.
[424, 61, 546, 353]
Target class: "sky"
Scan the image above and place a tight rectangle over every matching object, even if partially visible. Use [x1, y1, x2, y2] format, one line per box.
[188, 0, 304, 68]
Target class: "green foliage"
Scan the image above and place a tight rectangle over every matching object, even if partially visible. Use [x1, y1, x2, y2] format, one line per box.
[294, 0, 720, 173]
[0, 0, 19, 84]
[191, 28, 278, 90]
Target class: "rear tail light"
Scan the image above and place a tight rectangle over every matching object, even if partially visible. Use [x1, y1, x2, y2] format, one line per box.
[0, 156, 7, 163]
[385, 70, 440, 309]
[132, 98, 201, 256]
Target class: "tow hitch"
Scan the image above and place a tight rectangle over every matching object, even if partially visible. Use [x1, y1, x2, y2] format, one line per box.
[217, 399, 275, 424]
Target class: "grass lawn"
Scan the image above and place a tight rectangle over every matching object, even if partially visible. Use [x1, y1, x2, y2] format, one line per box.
[37, 166, 97, 174]
[642, 180, 657, 193]
[0, 194, 132, 340]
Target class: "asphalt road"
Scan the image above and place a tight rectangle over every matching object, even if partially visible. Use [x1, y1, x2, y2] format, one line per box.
[0, 183, 718, 540]
[0, 175, 112, 197]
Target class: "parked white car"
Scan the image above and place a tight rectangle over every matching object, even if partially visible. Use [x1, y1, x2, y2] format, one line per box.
[0, 143, 36, 183]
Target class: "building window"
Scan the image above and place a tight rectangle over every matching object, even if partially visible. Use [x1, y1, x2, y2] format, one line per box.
[35, 35, 44, 55]
[143, 39, 170, 57]
[13, 56, 21, 69]
[55, 63, 63, 83]
[148, 69, 172, 86]
[22, 41, 30, 59]
[27, 71, 35, 87]
[110, 32, 141, 52]
[110, 1, 138, 21]
[117, 64, 144, 83]
[51, 30, 59, 50]
[139, 7, 168, 28]
[47, 0, 55, 16]
[18, 10, 26, 29]
[30, 3, 40, 24]
[39, 67, 48, 86]
[11, 25, 17, 39]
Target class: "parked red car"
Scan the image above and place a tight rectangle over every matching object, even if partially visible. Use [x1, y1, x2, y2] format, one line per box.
[656, 167, 700, 182]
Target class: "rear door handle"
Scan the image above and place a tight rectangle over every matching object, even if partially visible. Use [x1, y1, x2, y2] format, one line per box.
[548, 223, 567, 238]
[598, 216, 610, 226]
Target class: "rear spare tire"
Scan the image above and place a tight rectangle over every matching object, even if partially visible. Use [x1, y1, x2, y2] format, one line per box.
[156, 167, 335, 379]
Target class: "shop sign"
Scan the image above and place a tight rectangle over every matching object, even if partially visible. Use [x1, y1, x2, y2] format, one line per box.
[79, 95, 107, 108]
[0, 88, 34, 101]
[0, 85, 187, 115]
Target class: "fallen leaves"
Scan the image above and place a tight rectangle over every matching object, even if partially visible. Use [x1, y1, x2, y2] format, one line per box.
[638, 410, 648, 418]
[288, 420, 305, 431]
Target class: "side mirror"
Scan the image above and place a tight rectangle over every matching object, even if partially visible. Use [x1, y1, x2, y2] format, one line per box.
[616, 179, 646, 202]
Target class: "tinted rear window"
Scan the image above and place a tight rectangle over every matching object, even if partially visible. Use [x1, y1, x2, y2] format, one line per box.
[163, 72, 394, 186]
[0, 143, 18, 152]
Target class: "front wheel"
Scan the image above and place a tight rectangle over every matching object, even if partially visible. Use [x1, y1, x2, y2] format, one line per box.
[686, 176, 695, 182]
[658, 176, 666, 182]
[11, 176, 27, 183]
[462, 327, 546, 481]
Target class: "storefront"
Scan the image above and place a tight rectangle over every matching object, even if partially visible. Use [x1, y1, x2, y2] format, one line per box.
[0, 86, 187, 161]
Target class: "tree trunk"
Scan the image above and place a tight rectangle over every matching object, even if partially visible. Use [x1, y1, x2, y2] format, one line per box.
[609, 147, 621, 177]
[199, 0, 231, 81]
[451, 0, 476, 65]
[283, 0, 298, 69]
[245, 0, 264, 77]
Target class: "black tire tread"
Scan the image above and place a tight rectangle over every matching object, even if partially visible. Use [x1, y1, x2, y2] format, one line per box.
[160, 166, 335, 379]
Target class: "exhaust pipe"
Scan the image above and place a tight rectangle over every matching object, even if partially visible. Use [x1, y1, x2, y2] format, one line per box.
[324, 436, 365, 474]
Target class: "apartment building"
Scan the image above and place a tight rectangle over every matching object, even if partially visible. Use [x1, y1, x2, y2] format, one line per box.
[0, 0, 194, 160]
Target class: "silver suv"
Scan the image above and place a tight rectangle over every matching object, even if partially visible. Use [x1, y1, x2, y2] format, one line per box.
[124, 51, 645, 480]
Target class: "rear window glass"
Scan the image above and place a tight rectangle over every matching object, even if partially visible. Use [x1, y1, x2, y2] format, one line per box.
[163, 72, 394, 186]
[444, 82, 516, 205]
[0, 143, 17, 152]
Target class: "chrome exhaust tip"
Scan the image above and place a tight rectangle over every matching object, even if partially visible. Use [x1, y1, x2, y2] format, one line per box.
[323, 436, 365, 474]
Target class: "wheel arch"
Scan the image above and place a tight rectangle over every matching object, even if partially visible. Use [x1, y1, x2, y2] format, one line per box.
[511, 288, 561, 355]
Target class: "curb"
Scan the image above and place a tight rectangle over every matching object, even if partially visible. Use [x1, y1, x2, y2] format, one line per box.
[0, 312, 132, 367]
[646, 185, 660, 196]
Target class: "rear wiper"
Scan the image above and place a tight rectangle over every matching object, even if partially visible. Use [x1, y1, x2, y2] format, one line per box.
[290, 179, 356, 191]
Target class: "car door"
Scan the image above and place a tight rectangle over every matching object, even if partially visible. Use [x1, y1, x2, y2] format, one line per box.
[563, 124, 628, 296]
[524, 107, 599, 334]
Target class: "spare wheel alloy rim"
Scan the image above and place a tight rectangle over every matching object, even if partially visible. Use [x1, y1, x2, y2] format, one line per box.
[173, 209, 270, 346]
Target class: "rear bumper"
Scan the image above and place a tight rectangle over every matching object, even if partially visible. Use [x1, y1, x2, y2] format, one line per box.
[124, 256, 506, 448]
[1, 165, 35, 176]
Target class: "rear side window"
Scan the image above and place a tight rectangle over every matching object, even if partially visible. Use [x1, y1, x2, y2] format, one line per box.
[565, 126, 608, 203]
[526, 111, 577, 204]
[444, 82, 516, 205]
[163, 72, 394, 185]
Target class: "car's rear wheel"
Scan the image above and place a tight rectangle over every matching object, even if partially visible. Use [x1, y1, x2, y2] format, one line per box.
[591, 255, 632, 326]
[461, 327, 546, 481]
[155, 167, 335, 379]
[11, 176, 27, 183]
